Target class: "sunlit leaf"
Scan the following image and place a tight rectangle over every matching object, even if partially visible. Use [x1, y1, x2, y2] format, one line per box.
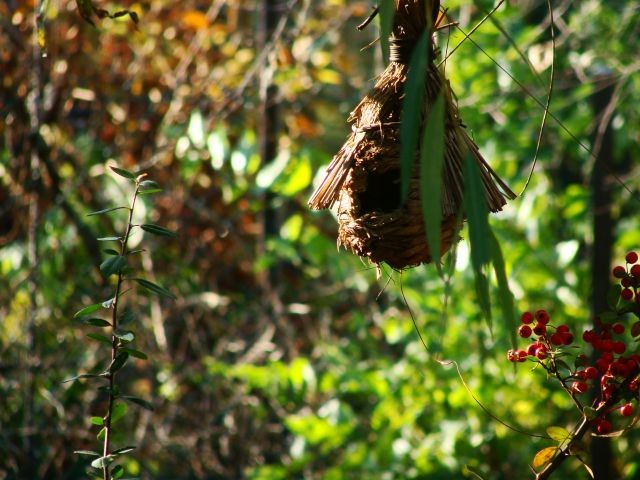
[87, 206, 128, 216]
[90, 416, 104, 426]
[378, 0, 394, 65]
[112, 446, 136, 455]
[111, 401, 128, 424]
[97, 236, 122, 242]
[74, 302, 103, 318]
[74, 450, 101, 456]
[114, 329, 134, 343]
[420, 93, 444, 272]
[62, 373, 106, 383]
[111, 464, 124, 479]
[464, 155, 490, 270]
[138, 180, 161, 195]
[547, 426, 572, 443]
[91, 455, 114, 469]
[400, 31, 429, 201]
[532, 446, 558, 469]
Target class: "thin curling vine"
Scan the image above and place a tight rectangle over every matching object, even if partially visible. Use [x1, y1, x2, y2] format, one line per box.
[65, 166, 176, 480]
[507, 251, 640, 479]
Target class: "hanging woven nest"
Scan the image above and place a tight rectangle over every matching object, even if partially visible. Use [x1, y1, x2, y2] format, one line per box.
[309, 0, 515, 270]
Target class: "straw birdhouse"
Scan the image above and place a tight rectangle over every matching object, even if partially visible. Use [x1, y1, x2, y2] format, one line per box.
[308, 0, 515, 270]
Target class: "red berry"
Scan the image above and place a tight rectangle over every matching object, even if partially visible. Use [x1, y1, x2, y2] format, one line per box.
[556, 324, 570, 333]
[621, 288, 634, 301]
[518, 324, 532, 338]
[536, 348, 548, 360]
[533, 323, 547, 336]
[612, 323, 625, 335]
[613, 265, 627, 278]
[596, 419, 612, 434]
[526, 343, 539, 356]
[620, 403, 634, 417]
[562, 332, 574, 345]
[550, 332, 563, 345]
[622, 277, 633, 288]
[626, 251, 639, 264]
[613, 341, 626, 355]
[507, 349, 519, 362]
[535, 309, 550, 324]
[571, 381, 588, 394]
[583, 330, 595, 343]
[585, 366, 598, 379]
[520, 312, 534, 324]
[631, 265, 640, 277]
[517, 350, 528, 362]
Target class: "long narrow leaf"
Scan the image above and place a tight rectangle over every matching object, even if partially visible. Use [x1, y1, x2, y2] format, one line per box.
[100, 255, 127, 277]
[489, 230, 517, 347]
[378, 0, 394, 66]
[463, 155, 491, 270]
[87, 206, 128, 217]
[400, 31, 429, 202]
[121, 395, 154, 411]
[134, 278, 176, 299]
[62, 373, 107, 383]
[74, 302, 104, 318]
[420, 93, 444, 272]
[140, 224, 177, 238]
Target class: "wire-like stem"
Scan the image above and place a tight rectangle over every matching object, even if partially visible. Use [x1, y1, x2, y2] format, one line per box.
[102, 182, 140, 480]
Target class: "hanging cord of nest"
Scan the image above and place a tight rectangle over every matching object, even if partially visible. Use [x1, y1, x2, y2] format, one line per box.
[308, 0, 516, 271]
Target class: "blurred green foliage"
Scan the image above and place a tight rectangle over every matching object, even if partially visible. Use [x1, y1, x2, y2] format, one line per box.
[1, 0, 639, 479]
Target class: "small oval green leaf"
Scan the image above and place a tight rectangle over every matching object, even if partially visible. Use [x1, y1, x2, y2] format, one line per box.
[74, 302, 103, 318]
[109, 352, 129, 374]
[121, 395, 154, 411]
[110, 166, 136, 180]
[547, 426, 572, 443]
[90, 416, 104, 426]
[83, 318, 112, 327]
[87, 333, 113, 344]
[121, 348, 147, 360]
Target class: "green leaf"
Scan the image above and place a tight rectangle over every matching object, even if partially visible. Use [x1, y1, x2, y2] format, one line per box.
[473, 270, 492, 324]
[100, 256, 127, 277]
[110, 166, 136, 180]
[464, 155, 491, 270]
[140, 224, 177, 238]
[111, 464, 125, 479]
[90, 416, 104, 426]
[74, 450, 101, 456]
[121, 348, 147, 360]
[87, 206, 128, 216]
[134, 278, 176, 299]
[114, 329, 134, 343]
[97, 427, 106, 440]
[74, 302, 104, 318]
[83, 318, 111, 327]
[400, 31, 429, 202]
[532, 446, 558, 469]
[378, 0, 394, 66]
[489, 230, 516, 346]
[87, 333, 113, 344]
[119, 310, 136, 326]
[97, 236, 122, 242]
[547, 426, 572, 443]
[109, 352, 129, 374]
[138, 180, 161, 195]
[607, 284, 622, 310]
[91, 455, 115, 469]
[420, 93, 444, 271]
[121, 395, 154, 411]
[103, 248, 121, 256]
[111, 401, 128, 424]
[112, 446, 136, 455]
[62, 373, 106, 383]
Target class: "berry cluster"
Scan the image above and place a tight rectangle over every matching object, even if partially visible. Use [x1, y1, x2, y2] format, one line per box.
[506, 309, 573, 363]
[507, 251, 640, 436]
[613, 251, 640, 303]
